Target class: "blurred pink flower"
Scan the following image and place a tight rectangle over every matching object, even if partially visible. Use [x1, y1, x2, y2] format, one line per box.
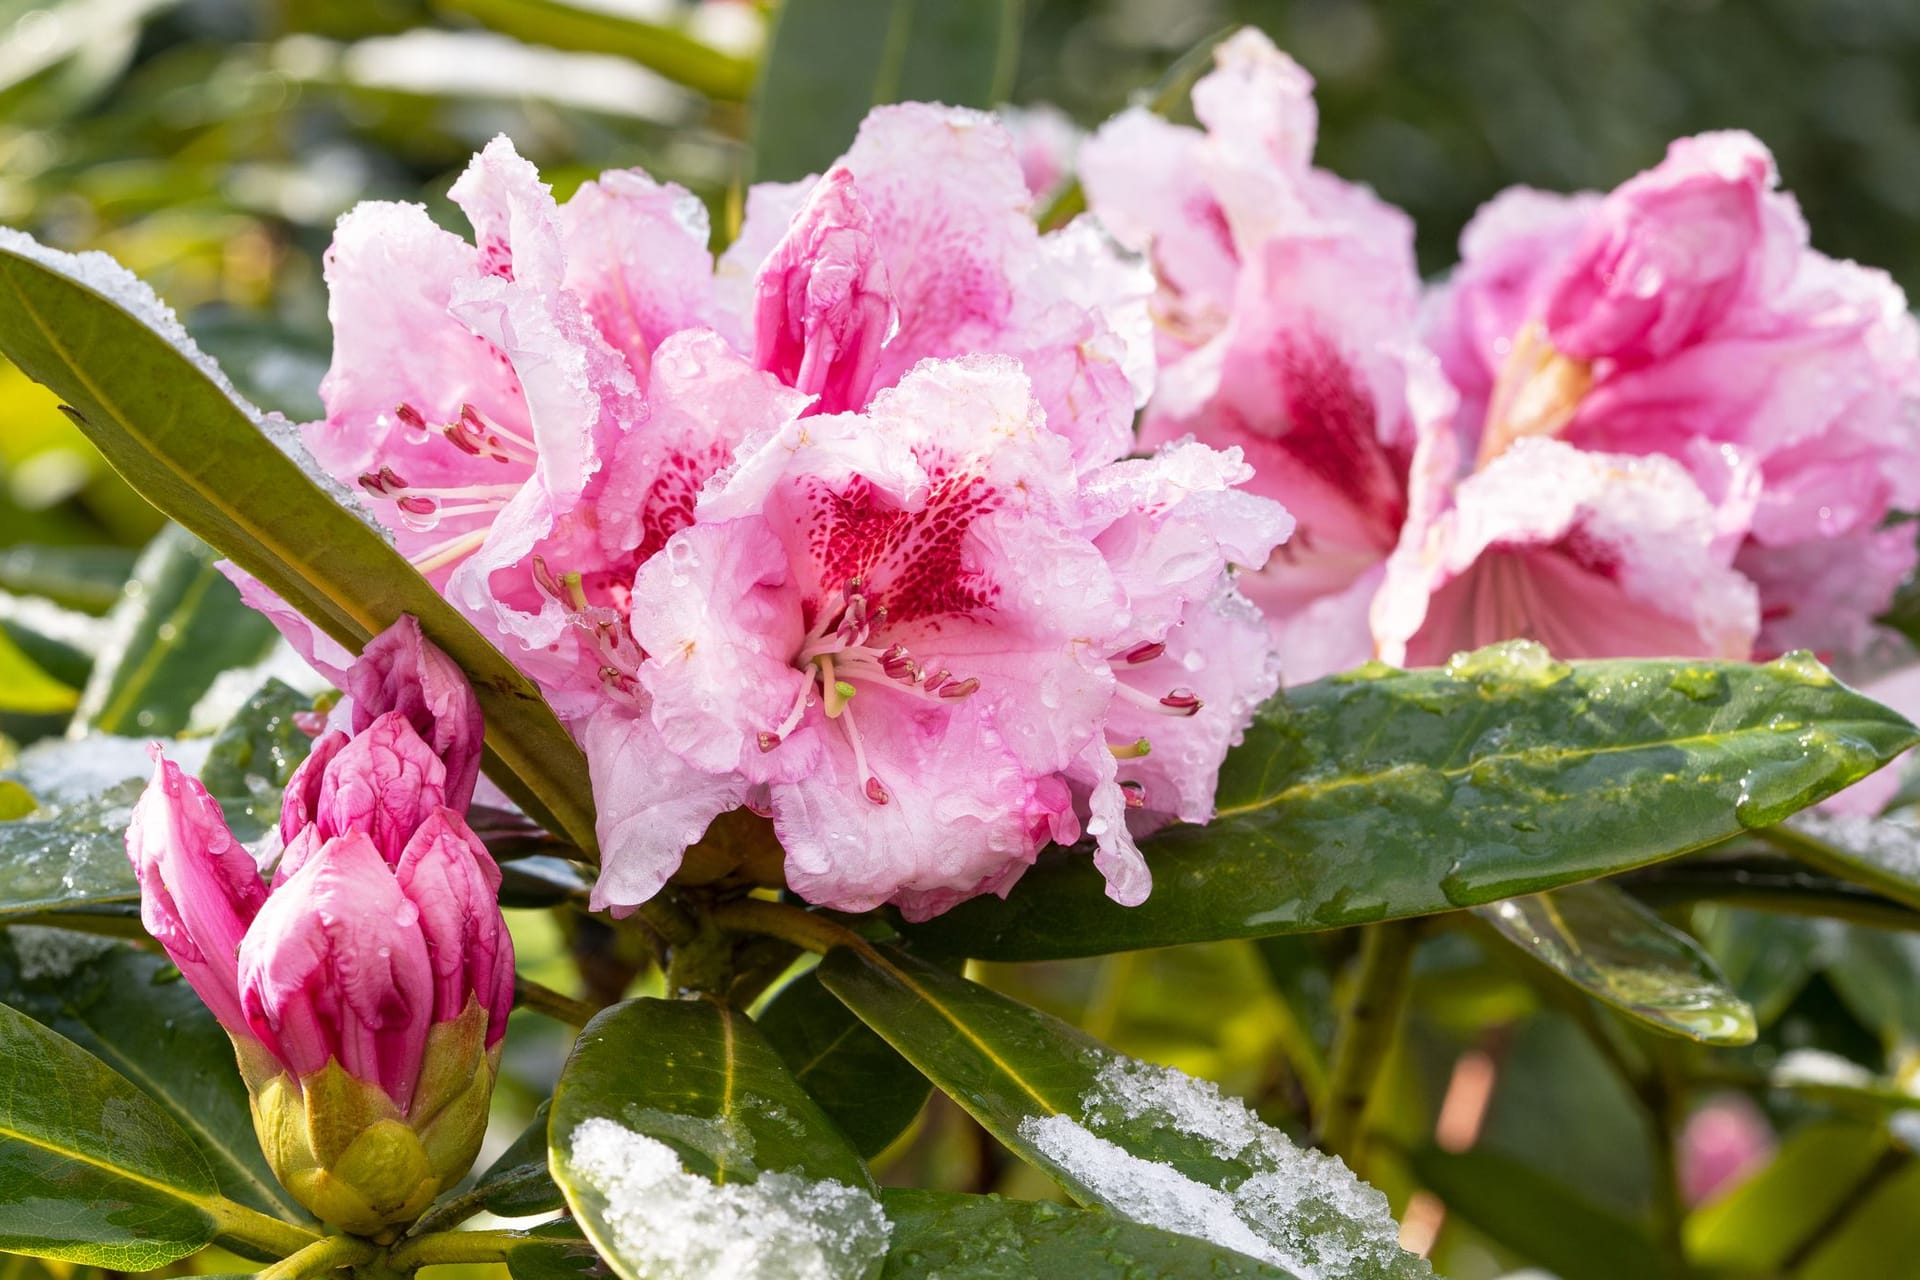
[1423, 131, 1920, 661]
[1679, 1094, 1775, 1205]
[1081, 28, 1453, 682]
[999, 103, 1082, 200]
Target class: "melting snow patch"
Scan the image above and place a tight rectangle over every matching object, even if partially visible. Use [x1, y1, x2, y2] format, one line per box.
[8, 925, 118, 982]
[566, 1117, 889, 1280]
[15, 735, 209, 803]
[1019, 1057, 1429, 1279]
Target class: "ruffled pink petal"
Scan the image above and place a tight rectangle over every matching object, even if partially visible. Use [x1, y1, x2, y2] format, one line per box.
[1736, 525, 1917, 661]
[448, 134, 568, 293]
[280, 729, 347, 850]
[1373, 437, 1758, 666]
[630, 518, 817, 781]
[558, 166, 718, 385]
[581, 704, 749, 912]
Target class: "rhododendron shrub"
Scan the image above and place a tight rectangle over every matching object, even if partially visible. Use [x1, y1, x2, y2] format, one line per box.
[3, 15, 1920, 1280]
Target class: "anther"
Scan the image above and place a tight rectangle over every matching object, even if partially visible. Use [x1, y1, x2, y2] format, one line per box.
[1160, 688, 1202, 716]
[936, 676, 980, 700]
[1119, 780, 1147, 809]
[757, 731, 782, 753]
[1120, 640, 1166, 665]
[864, 776, 890, 805]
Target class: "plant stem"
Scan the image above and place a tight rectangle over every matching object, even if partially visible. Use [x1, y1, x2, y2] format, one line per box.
[206, 1200, 325, 1263]
[387, 1228, 531, 1271]
[253, 1233, 375, 1280]
[1318, 920, 1416, 1165]
[514, 976, 598, 1026]
[708, 896, 873, 956]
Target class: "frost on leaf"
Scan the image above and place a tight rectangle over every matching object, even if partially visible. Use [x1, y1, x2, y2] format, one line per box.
[1019, 1057, 1431, 1279]
[565, 1117, 890, 1280]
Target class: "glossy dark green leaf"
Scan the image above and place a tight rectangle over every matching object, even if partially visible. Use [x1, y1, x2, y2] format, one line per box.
[878, 1189, 1300, 1278]
[1475, 881, 1755, 1043]
[1407, 1147, 1669, 1280]
[0, 624, 75, 715]
[72, 525, 277, 737]
[0, 929, 306, 1224]
[1820, 924, 1920, 1047]
[1692, 907, 1819, 1027]
[434, 0, 754, 100]
[0, 778, 141, 924]
[0, 999, 221, 1268]
[550, 998, 886, 1280]
[1761, 811, 1920, 916]
[197, 678, 315, 840]
[817, 945, 1429, 1278]
[905, 648, 1917, 960]
[0, 543, 135, 614]
[0, 240, 597, 853]
[502, 1221, 602, 1280]
[759, 968, 930, 1159]
[751, 0, 1021, 181]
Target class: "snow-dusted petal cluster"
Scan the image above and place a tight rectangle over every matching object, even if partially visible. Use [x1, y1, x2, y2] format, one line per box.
[1081, 27, 1456, 684]
[285, 103, 1288, 918]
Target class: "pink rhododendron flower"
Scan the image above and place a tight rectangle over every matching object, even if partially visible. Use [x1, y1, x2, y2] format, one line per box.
[583, 357, 1286, 918]
[1422, 131, 1920, 661]
[1080, 28, 1453, 682]
[999, 103, 1082, 200]
[124, 617, 511, 1233]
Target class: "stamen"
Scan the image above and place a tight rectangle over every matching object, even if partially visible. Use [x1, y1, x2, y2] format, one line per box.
[1116, 682, 1205, 718]
[769, 670, 817, 743]
[1161, 687, 1202, 715]
[1108, 736, 1152, 760]
[1118, 640, 1167, 665]
[836, 696, 887, 806]
[409, 527, 490, 575]
[936, 676, 980, 700]
[1119, 780, 1147, 809]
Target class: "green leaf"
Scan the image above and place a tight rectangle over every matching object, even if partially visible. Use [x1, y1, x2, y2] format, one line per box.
[0, 929, 307, 1225]
[0, 998, 221, 1268]
[0, 777, 142, 926]
[759, 968, 931, 1159]
[1760, 811, 1920, 916]
[72, 525, 277, 737]
[1406, 1146, 1670, 1280]
[817, 944, 1430, 1279]
[1820, 924, 1920, 1048]
[0, 783, 32, 822]
[433, 0, 754, 100]
[750, 0, 1021, 181]
[1474, 881, 1755, 1044]
[0, 624, 75, 716]
[503, 1221, 603, 1280]
[0, 234, 598, 854]
[0, 543, 135, 614]
[878, 1189, 1301, 1278]
[904, 647, 1917, 960]
[549, 997, 888, 1280]
[196, 678, 315, 840]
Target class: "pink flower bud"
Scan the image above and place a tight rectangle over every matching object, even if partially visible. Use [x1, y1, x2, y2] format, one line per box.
[344, 614, 484, 811]
[124, 749, 267, 1036]
[393, 810, 516, 1049]
[239, 831, 436, 1106]
[312, 712, 449, 865]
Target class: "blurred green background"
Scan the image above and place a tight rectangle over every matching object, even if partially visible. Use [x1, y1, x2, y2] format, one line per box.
[8, 3, 1920, 1277]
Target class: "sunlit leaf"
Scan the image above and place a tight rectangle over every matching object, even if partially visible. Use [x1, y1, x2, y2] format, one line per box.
[905, 648, 1917, 960]
[0, 234, 597, 854]
[1475, 881, 1755, 1043]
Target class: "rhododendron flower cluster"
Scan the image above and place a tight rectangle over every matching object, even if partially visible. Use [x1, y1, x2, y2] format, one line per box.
[125, 617, 512, 1237]
[283, 103, 1288, 920]
[1083, 28, 1920, 682]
